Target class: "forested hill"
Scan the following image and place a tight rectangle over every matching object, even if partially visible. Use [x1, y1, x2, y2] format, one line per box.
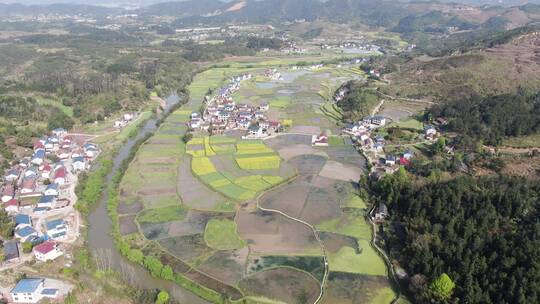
[429, 90, 540, 147]
[372, 174, 540, 303]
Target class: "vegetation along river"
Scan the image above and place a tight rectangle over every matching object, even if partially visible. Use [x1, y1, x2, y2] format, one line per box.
[87, 92, 209, 304]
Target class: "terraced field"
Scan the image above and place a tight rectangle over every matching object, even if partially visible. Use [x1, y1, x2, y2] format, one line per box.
[116, 59, 395, 304]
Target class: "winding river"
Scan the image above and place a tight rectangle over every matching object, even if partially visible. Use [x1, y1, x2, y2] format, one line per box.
[87, 92, 209, 304]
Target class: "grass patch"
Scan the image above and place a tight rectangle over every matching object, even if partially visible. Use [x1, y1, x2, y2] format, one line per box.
[341, 194, 367, 210]
[36, 96, 74, 117]
[236, 155, 281, 170]
[192, 157, 216, 175]
[236, 142, 274, 155]
[328, 136, 345, 146]
[503, 133, 540, 148]
[269, 96, 292, 109]
[217, 184, 257, 201]
[137, 205, 186, 223]
[328, 242, 387, 276]
[210, 135, 237, 144]
[234, 175, 272, 192]
[387, 117, 424, 131]
[371, 287, 397, 304]
[188, 137, 205, 145]
[204, 218, 246, 250]
[317, 213, 372, 240]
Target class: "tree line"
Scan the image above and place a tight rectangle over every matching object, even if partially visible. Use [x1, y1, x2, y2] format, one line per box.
[370, 173, 540, 303]
[429, 89, 540, 148]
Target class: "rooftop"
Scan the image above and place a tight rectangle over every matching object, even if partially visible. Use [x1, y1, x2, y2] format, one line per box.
[11, 278, 44, 294]
[34, 241, 57, 254]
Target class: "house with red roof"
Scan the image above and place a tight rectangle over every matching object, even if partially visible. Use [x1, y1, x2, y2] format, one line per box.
[54, 167, 66, 185]
[40, 163, 52, 179]
[312, 133, 329, 147]
[3, 198, 19, 214]
[2, 183, 15, 202]
[33, 241, 63, 262]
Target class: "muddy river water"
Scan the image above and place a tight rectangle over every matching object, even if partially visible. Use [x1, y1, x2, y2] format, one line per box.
[87, 92, 209, 304]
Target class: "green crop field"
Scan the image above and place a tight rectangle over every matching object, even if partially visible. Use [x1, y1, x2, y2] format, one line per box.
[204, 218, 246, 250]
[328, 242, 387, 276]
[137, 205, 187, 224]
[387, 117, 424, 131]
[192, 157, 217, 175]
[236, 155, 281, 170]
[269, 96, 292, 109]
[236, 141, 275, 155]
[317, 213, 372, 240]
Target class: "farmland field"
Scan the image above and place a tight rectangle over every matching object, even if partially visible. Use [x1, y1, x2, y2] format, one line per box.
[116, 55, 395, 303]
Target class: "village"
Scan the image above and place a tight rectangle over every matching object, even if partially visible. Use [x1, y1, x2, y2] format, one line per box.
[0, 128, 100, 303]
[189, 72, 284, 139]
[341, 113, 440, 222]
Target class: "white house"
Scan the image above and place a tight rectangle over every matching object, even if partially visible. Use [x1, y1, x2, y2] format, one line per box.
[10, 278, 45, 304]
[52, 128, 67, 137]
[373, 203, 389, 221]
[15, 214, 32, 228]
[46, 219, 68, 240]
[2, 184, 15, 202]
[33, 241, 63, 262]
[20, 178, 37, 194]
[43, 184, 58, 196]
[57, 149, 70, 160]
[259, 103, 269, 111]
[371, 116, 387, 126]
[72, 157, 86, 171]
[424, 125, 437, 139]
[4, 168, 20, 182]
[31, 149, 46, 166]
[54, 168, 67, 185]
[40, 163, 53, 179]
[4, 199, 19, 214]
[37, 195, 56, 209]
[312, 133, 329, 147]
[247, 125, 265, 138]
[385, 155, 397, 166]
[15, 226, 39, 242]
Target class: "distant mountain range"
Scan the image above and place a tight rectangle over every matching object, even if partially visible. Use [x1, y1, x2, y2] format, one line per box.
[1, 0, 540, 9]
[1, 0, 540, 31]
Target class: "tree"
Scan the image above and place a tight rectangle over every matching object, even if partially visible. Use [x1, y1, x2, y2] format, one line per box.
[155, 290, 170, 304]
[160, 265, 174, 281]
[127, 249, 144, 264]
[22, 242, 34, 254]
[182, 132, 193, 144]
[430, 273, 455, 299]
[0, 209, 14, 238]
[143, 256, 163, 278]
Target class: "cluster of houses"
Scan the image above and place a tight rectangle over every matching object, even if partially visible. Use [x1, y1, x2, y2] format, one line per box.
[113, 113, 136, 129]
[343, 115, 441, 176]
[189, 74, 282, 138]
[1, 128, 99, 267]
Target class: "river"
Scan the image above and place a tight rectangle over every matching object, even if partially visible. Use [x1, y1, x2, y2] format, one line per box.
[87, 92, 209, 304]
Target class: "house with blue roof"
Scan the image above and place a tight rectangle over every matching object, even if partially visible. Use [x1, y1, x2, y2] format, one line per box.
[10, 278, 44, 303]
[72, 156, 86, 171]
[31, 149, 46, 166]
[14, 214, 32, 228]
[46, 219, 68, 240]
[44, 183, 59, 196]
[37, 195, 56, 209]
[15, 226, 39, 242]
